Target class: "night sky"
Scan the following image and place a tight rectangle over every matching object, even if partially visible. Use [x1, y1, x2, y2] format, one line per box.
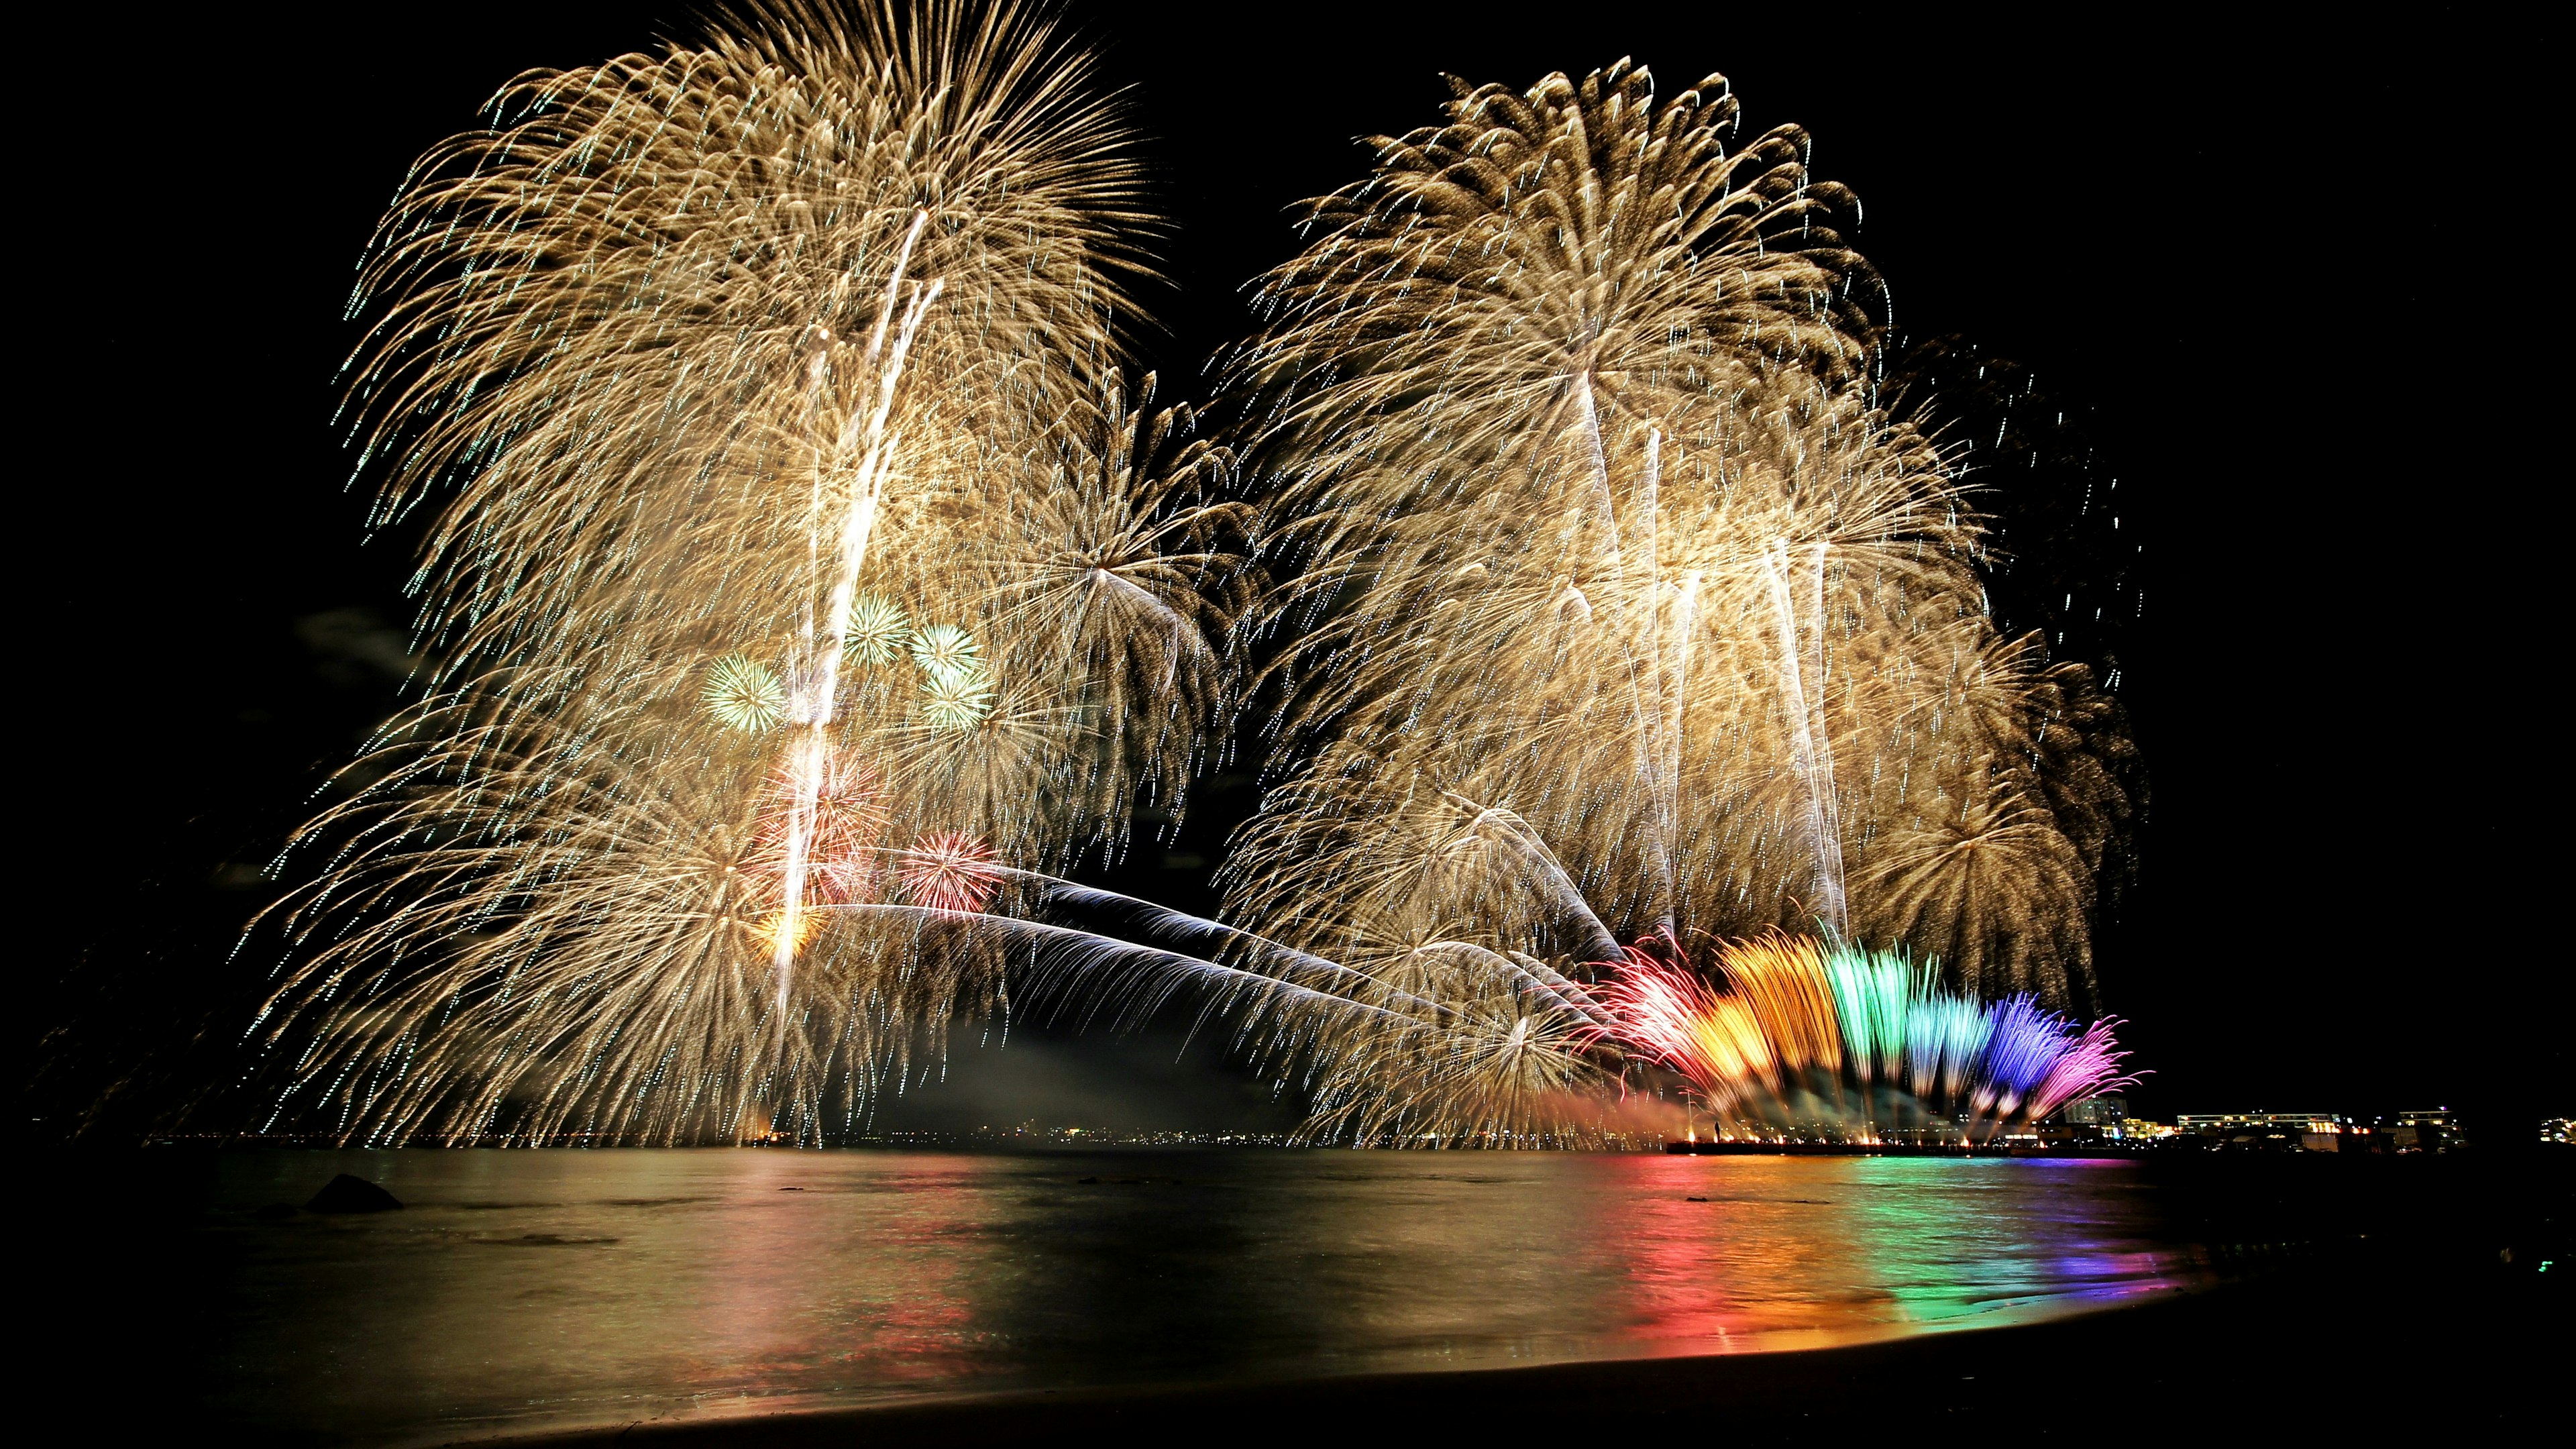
[26, 4, 2555, 1140]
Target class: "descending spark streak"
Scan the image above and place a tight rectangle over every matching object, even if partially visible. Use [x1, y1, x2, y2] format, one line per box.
[1621, 427, 1680, 940]
[808, 902, 1413, 1030]
[1431, 794, 1627, 965]
[1660, 561, 1703, 912]
[1764, 539, 1847, 935]
[775, 215, 943, 1018]
[985, 868, 1442, 1007]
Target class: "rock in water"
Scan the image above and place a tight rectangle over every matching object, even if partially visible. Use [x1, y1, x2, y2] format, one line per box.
[305, 1174, 402, 1214]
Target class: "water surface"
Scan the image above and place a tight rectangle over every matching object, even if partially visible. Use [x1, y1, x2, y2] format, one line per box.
[160, 1148, 2208, 1443]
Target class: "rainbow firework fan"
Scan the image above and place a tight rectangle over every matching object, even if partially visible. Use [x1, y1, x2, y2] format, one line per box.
[1601, 934, 2140, 1140]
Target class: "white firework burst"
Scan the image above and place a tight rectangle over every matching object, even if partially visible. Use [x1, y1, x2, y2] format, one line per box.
[909, 622, 984, 682]
[702, 653, 785, 732]
[920, 666, 997, 731]
[841, 594, 913, 666]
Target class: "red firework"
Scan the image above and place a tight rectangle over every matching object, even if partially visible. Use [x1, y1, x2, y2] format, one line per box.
[749, 749, 890, 904]
[897, 831, 1002, 913]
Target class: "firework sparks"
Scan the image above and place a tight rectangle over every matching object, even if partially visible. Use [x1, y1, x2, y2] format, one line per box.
[841, 596, 912, 665]
[1601, 934, 2139, 1138]
[909, 623, 985, 682]
[750, 747, 890, 905]
[919, 667, 998, 731]
[250, 18, 2137, 1150]
[1219, 59, 2134, 1012]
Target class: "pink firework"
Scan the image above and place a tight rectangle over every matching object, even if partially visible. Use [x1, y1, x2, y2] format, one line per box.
[897, 831, 1002, 913]
[1592, 948, 1776, 1108]
[2022, 1016, 2145, 1120]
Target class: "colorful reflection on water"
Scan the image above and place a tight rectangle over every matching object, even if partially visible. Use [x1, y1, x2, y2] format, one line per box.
[173, 1150, 2212, 1443]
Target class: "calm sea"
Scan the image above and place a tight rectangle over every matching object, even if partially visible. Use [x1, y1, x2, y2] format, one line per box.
[115, 1148, 2218, 1444]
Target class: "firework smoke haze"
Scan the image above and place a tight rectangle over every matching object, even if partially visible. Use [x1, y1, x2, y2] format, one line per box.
[252, 2, 1248, 1144]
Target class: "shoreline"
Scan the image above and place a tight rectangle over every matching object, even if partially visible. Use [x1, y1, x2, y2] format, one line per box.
[480, 1252, 2544, 1444]
[41, 1148, 2557, 1443]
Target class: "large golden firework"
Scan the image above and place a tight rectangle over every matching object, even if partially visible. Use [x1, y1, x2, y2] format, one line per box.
[253, 2, 1243, 1144]
[1190, 61, 2133, 1138]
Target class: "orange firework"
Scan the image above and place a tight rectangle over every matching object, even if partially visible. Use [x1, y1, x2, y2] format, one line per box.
[1717, 932, 1844, 1089]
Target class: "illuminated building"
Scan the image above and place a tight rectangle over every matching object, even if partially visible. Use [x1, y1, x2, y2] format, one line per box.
[2381, 1107, 2464, 1152]
[2177, 1111, 2351, 1134]
[2059, 1094, 2128, 1126]
[2178, 1111, 2360, 1152]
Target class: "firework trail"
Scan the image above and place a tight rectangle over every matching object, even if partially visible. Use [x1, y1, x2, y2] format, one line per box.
[250, 1, 1250, 1144]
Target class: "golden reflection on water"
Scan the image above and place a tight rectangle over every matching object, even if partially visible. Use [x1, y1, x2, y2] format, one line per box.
[192, 1150, 2202, 1444]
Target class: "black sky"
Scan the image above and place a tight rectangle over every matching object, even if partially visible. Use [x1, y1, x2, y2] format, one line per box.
[24, 3, 2558, 1140]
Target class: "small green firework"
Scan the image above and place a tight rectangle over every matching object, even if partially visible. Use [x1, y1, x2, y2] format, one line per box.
[920, 666, 996, 731]
[909, 622, 983, 682]
[841, 594, 912, 666]
[702, 653, 786, 731]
